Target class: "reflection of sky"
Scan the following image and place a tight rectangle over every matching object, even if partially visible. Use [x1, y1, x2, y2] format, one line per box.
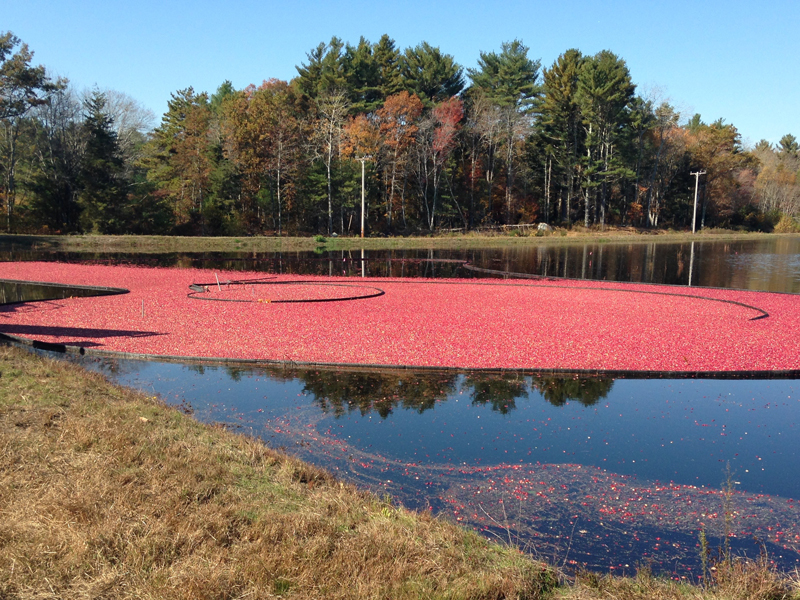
[82, 357, 800, 500]
[71, 355, 800, 574]
[315, 378, 800, 499]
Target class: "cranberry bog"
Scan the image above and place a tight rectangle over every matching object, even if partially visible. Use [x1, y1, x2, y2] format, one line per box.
[1, 261, 799, 375]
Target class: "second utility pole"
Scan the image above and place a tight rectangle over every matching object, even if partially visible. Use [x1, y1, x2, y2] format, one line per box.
[691, 170, 706, 234]
[358, 156, 370, 238]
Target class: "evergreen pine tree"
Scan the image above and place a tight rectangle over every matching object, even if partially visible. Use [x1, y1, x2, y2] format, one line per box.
[400, 42, 464, 105]
[373, 35, 403, 100]
[78, 90, 128, 233]
[468, 40, 540, 111]
[467, 40, 540, 222]
[778, 134, 798, 158]
[539, 49, 585, 224]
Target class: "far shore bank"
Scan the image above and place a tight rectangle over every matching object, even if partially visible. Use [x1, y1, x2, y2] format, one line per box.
[1, 228, 796, 254]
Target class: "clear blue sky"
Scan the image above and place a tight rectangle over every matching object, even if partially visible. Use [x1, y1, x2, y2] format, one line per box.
[4, 0, 798, 145]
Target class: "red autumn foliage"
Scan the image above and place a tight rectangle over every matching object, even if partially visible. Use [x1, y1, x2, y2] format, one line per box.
[432, 97, 463, 155]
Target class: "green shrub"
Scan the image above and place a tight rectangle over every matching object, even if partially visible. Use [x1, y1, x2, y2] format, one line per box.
[774, 214, 800, 233]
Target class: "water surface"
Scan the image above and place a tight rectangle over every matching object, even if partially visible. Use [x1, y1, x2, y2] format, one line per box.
[71, 356, 800, 577]
[4, 236, 800, 292]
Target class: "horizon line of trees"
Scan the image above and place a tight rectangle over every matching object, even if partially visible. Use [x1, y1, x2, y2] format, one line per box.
[2, 31, 799, 237]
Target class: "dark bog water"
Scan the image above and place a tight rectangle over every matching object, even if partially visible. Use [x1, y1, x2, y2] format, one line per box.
[9, 235, 800, 578]
[4, 236, 800, 291]
[0, 279, 125, 304]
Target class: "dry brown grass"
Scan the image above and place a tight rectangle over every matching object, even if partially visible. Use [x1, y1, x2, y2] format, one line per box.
[0, 345, 556, 599]
[554, 559, 800, 600]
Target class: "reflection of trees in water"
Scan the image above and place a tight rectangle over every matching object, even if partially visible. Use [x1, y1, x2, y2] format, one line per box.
[181, 363, 614, 416]
[299, 371, 459, 418]
[280, 368, 615, 418]
[464, 373, 528, 414]
[72, 356, 149, 379]
[221, 366, 246, 382]
[87, 362, 614, 416]
[532, 376, 614, 407]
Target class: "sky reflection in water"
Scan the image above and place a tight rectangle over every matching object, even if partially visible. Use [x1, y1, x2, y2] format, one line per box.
[77, 356, 800, 576]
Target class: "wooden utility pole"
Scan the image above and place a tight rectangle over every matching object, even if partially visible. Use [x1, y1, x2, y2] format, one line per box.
[691, 171, 706, 234]
[357, 156, 371, 238]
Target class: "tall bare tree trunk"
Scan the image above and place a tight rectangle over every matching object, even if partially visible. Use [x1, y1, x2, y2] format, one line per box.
[545, 156, 551, 223]
[326, 141, 333, 235]
[505, 139, 514, 223]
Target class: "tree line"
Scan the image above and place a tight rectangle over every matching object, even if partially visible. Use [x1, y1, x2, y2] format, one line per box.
[2, 31, 799, 236]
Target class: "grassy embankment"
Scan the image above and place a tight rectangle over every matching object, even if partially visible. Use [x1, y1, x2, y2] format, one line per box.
[0, 228, 794, 255]
[2, 345, 799, 599]
[0, 345, 554, 599]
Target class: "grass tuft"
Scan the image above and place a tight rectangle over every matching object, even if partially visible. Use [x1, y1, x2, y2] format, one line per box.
[557, 555, 799, 600]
